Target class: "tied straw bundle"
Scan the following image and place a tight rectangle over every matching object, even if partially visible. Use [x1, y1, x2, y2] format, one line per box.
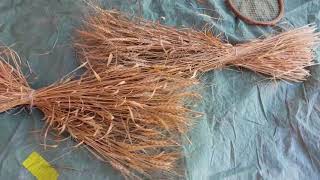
[75, 9, 320, 82]
[0, 6, 319, 180]
[0, 47, 199, 179]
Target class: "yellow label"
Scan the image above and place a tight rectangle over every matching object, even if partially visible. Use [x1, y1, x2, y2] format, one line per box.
[22, 152, 59, 180]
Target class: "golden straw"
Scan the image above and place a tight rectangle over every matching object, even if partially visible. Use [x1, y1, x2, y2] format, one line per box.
[0, 47, 199, 179]
[75, 9, 319, 82]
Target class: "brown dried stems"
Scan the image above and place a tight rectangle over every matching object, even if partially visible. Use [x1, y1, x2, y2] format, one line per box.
[75, 9, 320, 82]
[0, 47, 199, 179]
[1, 7, 320, 180]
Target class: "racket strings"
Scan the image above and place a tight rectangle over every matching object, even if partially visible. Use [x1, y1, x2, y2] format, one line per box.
[227, 0, 284, 26]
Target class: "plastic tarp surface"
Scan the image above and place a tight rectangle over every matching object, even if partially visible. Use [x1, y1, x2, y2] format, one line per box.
[0, 0, 319, 179]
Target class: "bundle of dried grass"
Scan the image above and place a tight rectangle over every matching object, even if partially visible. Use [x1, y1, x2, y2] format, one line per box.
[0, 47, 200, 179]
[75, 8, 320, 82]
[2, 6, 319, 180]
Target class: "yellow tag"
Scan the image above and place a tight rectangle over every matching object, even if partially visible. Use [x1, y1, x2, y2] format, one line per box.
[22, 152, 59, 180]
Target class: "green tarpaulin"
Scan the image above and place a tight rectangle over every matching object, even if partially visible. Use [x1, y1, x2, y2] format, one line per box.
[0, 0, 319, 179]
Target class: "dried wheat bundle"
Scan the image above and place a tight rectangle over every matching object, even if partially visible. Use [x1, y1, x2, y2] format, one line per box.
[0, 47, 200, 179]
[75, 8, 320, 82]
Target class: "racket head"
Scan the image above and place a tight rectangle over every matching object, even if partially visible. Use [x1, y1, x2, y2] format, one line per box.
[225, 0, 284, 26]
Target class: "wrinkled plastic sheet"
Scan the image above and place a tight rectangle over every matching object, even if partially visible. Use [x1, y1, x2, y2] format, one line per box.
[0, 0, 319, 179]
